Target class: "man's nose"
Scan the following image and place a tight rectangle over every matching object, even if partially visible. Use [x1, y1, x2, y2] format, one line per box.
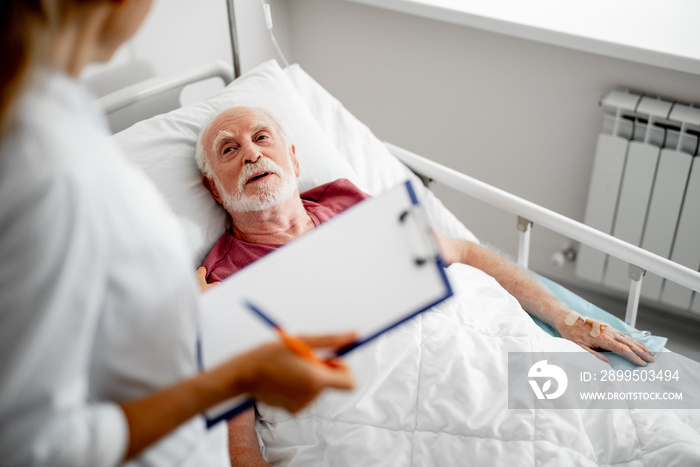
[243, 150, 262, 164]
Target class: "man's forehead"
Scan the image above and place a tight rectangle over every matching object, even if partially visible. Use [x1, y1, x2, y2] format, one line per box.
[211, 108, 274, 134]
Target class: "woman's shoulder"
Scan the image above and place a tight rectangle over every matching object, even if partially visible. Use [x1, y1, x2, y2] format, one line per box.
[1, 72, 103, 174]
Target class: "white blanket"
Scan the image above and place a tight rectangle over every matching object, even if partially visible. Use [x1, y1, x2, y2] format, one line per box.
[257, 264, 700, 466]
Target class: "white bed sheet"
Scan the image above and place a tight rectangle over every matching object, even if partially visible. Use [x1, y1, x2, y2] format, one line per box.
[257, 264, 700, 466]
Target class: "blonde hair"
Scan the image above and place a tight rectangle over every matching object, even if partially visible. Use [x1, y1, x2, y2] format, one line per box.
[0, 1, 93, 135]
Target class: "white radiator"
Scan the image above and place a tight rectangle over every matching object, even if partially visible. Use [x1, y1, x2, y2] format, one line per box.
[576, 89, 700, 314]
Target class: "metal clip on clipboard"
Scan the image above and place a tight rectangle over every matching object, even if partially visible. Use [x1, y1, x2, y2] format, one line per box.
[399, 206, 442, 267]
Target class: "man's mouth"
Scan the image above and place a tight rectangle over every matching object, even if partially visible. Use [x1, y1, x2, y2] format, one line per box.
[246, 172, 272, 184]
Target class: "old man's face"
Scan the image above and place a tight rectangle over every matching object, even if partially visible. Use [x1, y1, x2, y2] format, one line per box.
[203, 107, 299, 213]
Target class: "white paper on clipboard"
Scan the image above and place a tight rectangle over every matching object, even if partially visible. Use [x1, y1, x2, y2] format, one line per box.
[197, 180, 453, 426]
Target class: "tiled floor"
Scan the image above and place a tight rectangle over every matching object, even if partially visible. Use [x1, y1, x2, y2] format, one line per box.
[564, 283, 700, 362]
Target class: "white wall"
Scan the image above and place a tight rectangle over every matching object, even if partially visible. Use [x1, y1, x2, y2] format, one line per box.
[82, 0, 230, 96]
[81, 0, 291, 98]
[284, 0, 700, 302]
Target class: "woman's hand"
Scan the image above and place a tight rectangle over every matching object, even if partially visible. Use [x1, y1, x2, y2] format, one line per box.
[223, 332, 357, 413]
[119, 332, 356, 460]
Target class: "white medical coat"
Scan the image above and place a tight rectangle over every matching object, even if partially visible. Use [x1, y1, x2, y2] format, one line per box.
[0, 70, 227, 466]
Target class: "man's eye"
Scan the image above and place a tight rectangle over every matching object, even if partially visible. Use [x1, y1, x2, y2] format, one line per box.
[256, 134, 269, 141]
[223, 147, 234, 154]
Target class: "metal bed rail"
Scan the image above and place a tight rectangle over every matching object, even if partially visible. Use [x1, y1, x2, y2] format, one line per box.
[97, 61, 234, 134]
[98, 60, 233, 116]
[387, 142, 700, 327]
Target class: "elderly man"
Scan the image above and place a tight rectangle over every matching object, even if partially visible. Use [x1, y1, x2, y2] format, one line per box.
[194, 106, 654, 466]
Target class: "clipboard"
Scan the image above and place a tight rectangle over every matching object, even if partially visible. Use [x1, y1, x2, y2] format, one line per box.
[197, 180, 453, 426]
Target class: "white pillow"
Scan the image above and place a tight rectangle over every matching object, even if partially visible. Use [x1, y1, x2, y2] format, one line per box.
[285, 64, 478, 244]
[112, 60, 360, 267]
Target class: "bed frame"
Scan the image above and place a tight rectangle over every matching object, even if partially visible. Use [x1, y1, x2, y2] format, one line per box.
[97, 67, 700, 330]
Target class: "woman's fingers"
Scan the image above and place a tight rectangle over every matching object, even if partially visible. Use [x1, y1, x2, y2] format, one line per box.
[235, 337, 356, 413]
[298, 332, 358, 349]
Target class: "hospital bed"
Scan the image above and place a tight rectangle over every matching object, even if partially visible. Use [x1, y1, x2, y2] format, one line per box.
[99, 58, 700, 465]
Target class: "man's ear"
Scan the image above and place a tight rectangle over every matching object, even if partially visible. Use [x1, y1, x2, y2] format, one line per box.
[290, 144, 300, 178]
[201, 175, 223, 205]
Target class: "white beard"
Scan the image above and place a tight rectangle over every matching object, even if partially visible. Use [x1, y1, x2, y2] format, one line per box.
[220, 156, 298, 213]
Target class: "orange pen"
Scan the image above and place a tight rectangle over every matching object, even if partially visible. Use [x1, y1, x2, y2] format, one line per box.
[246, 301, 335, 367]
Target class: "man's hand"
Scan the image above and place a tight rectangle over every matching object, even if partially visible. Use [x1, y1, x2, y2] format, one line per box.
[195, 266, 220, 293]
[555, 317, 655, 367]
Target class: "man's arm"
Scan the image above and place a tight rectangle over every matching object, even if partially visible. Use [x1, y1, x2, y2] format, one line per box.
[435, 234, 654, 366]
[228, 409, 269, 467]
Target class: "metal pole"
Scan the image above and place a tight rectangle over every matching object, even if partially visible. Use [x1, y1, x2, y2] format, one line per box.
[226, 0, 241, 78]
[625, 264, 646, 327]
[517, 216, 533, 269]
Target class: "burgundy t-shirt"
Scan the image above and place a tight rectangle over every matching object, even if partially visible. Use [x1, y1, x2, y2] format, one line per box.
[202, 179, 370, 282]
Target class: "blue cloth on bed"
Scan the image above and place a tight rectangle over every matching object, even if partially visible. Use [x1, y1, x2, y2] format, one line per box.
[530, 273, 667, 370]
